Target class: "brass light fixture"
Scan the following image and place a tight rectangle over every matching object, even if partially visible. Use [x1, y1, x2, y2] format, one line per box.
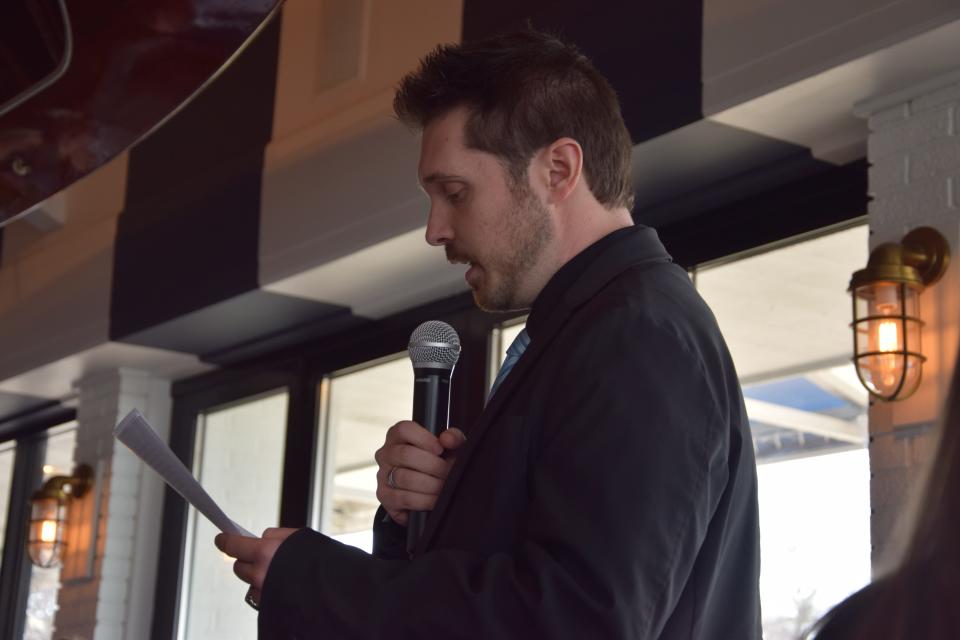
[849, 227, 951, 401]
[28, 464, 93, 568]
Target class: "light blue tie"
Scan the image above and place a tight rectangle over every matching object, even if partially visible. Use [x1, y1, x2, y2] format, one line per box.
[488, 329, 531, 403]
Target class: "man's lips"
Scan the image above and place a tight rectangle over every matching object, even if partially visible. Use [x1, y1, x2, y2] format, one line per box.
[464, 263, 481, 288]
[446, 249, 475, 268]
[445, 246, 471, 264]
[446, 247, 481, 287]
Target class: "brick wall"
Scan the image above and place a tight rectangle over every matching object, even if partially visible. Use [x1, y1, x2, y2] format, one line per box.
[53, 369, 171, 640]
[859, 74, 960, 570]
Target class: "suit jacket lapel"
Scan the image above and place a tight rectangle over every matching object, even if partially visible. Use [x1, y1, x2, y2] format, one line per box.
[416, 226, 672, 554]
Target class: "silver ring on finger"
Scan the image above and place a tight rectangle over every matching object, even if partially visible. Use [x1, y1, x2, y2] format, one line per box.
[245, 587, 259, 611]
[387, 466, 399, 489]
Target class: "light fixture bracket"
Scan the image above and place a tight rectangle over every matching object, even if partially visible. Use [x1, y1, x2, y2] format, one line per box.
[901, 226, 950, 286]
[848, 226, 950, 292]
[34, 464, 93, 501]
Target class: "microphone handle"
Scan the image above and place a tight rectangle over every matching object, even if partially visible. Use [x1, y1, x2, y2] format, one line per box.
[407, 368, 451, 555]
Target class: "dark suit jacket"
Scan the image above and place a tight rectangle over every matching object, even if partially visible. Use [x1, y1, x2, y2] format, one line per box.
[258, 226, 762, 639]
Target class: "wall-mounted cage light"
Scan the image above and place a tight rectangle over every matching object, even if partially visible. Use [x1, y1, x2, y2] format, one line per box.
[28, 464, 93, 568]
[849, 227, 951, 401]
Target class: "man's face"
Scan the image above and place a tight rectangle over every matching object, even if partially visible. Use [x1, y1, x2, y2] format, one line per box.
[418, 108, 555, 312]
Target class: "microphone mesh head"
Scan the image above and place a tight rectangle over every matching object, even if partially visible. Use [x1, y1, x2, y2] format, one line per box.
[408, 321, 461, 369]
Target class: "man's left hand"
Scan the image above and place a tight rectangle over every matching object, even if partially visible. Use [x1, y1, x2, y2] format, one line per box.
[215, 527, 299, 605]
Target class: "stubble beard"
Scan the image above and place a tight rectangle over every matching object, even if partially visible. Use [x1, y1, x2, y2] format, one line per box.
[473, 183, 554, 312]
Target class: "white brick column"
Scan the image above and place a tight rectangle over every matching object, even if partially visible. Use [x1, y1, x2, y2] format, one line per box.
[54, 369, 171, 640]
[857, 73, 960, 570]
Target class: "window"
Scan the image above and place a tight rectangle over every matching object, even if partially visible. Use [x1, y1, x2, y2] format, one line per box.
[695, 224, 870, 638]
[0, 440, 14, 567]
[178, 391, 288, 640]
[314, 355, 413, 552]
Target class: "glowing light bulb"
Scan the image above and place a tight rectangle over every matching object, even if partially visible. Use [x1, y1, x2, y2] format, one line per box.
[878, 321, 900, 352]
[874, 283, 900, 315]
[40, 520, 58, 543]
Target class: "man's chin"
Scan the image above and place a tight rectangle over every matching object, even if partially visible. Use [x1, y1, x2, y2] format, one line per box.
[472, 286, 526, 313]
[471, 286, 499, 312]
[472, 291, 499, 312]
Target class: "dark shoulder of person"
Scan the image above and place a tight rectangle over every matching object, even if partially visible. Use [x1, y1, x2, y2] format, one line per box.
[812, 558, 960, 640]
[808, 581, 883, 640]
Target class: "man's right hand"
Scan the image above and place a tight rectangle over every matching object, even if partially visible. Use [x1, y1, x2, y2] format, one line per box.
[374, 421, 466, 526]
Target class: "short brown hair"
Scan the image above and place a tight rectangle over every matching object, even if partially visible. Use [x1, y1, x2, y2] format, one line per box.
[394, 30, 635, 211]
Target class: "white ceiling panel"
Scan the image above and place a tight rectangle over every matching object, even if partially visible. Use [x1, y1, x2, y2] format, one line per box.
[696, 225, 869, 381]
[264, 226, 469, 319]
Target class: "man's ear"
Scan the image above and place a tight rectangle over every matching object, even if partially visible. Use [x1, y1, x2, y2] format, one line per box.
[540, 138, 583, 205]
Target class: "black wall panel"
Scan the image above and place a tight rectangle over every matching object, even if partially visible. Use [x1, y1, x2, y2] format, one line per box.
[462, 0, 703, 143]
[111, 17, 282, 340]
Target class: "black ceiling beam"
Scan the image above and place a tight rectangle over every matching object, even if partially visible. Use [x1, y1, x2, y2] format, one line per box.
[462, 0, 703, 143]
[655, 159, 869, 268]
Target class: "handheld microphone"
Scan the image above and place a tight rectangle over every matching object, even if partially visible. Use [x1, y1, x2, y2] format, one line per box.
[406, 320, 461, 554]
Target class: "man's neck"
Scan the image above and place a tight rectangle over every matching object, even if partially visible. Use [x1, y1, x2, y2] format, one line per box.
[519, 203, 633, 308]
[556, 205, 633, 266]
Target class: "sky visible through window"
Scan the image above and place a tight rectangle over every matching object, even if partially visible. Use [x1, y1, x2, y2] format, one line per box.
[758, 449, 870, 637]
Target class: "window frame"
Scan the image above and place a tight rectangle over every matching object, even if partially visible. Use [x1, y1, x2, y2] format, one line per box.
[150, 366, 299, 640]
[0, 405, 76, 640]
[311, 351, 409, 536]
[150, 292, 519, 639]
[177, 386, 291, 640]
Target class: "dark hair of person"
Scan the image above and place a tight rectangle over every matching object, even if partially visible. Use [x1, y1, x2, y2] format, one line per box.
[810, 347, 960, 638]
[393, 29, 635, 211]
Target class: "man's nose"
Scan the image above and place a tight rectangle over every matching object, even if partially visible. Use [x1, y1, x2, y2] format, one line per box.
[425, 206, 452, 247]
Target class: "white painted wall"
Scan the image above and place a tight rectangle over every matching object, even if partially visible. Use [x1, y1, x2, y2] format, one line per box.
[53, 369, 171, 640]
[258, 0, 465, 317]
[704, 0, 960, 112]
[855, 72, 960, 568]
[0, 155, 126, 385]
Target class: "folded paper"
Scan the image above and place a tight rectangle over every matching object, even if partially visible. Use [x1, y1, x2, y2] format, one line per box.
[114, 409, 254, 537]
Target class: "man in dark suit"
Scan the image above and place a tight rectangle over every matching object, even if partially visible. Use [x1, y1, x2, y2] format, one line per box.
[217, 30, 761, 639]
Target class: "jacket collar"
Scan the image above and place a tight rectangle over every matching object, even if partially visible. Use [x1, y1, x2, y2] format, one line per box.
[415, 225, 673, 554]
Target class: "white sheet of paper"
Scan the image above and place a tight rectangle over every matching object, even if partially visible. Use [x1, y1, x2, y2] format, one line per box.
[114, 408, 254, 538]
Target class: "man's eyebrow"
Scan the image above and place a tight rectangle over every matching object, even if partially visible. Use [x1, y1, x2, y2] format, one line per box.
[422, 172, 466, 184]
